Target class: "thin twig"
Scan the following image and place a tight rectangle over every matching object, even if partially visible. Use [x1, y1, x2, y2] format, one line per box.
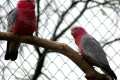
[53, 1, 79, 37]
[102, 38, 120, 48]
[51, 0, 91, 41]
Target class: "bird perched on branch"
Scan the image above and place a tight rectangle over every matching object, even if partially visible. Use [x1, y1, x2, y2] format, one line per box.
[71, 26, 117, 80]
[5, 0, 36, 61]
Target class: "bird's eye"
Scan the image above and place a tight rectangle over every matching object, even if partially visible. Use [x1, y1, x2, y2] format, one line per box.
[74, 28, 78, 30]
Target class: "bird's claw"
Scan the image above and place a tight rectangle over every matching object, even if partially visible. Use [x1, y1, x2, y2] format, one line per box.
[81, 55, 87, 60]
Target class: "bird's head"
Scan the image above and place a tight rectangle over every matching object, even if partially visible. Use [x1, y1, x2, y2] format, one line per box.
[70, 26, 82, 35]
[70, 26, 87, 38]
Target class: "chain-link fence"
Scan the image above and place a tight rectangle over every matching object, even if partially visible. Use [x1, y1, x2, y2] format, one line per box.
[0, 0, 120, 80]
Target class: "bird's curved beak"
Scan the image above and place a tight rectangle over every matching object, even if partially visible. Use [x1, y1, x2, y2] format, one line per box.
[71, 31, 73, 35]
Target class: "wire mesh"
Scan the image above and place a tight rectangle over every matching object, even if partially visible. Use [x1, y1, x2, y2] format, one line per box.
[0, 0, 120, 80]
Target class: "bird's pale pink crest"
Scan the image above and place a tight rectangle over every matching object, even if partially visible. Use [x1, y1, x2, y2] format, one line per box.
[70, 26, 82, 34]
[70, 26, 87, 38]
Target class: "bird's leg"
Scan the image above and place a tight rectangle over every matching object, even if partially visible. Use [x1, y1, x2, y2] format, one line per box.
[28, 34, 33, 36]
[81, 55, 87, 60]
[28, 34, 34, 40]
[14, 33, 20, 37]
[81, 55, 95, 67]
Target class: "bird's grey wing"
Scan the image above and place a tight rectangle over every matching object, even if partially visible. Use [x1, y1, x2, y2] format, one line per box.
[7, 8, 18, 32]
[81, 34, 109, 67]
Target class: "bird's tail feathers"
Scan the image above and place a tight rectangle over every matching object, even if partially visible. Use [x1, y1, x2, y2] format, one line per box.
[5, 51, 18, 61]
[10, 51, 18, 61]
[4, 41, 18, 61]
[5, 52, 11, 60]
[102, 65, 117, 80]
[5, 41, 11, 60]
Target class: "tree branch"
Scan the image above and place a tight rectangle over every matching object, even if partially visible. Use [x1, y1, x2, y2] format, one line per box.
[102, 38, 120, 48]
[32, 0, 46, 79]
[33, 1, 80, 79]
[53, 1, 79, 37]
[51, 0, 91, 41]
[0, 32, 110, 80]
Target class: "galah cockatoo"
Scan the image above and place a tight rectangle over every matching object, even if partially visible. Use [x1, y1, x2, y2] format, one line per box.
[5, 0, 36, 61]
[71, 26, 117, 80]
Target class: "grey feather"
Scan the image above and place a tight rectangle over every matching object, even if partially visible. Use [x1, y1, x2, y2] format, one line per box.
[7, 8, 18, 32]
[81, 34, 109, 67]
[5, 8, 19, 61]
[81, 34, 117, 80]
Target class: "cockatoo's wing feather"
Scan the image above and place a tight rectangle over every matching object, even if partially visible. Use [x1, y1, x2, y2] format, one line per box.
[81, 34, 109, 67]
[7, 8, 18, 32]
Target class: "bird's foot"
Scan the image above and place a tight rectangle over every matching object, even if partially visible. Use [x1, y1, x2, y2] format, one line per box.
[81, 55, 87, 60]
[28, 34, 33, 36]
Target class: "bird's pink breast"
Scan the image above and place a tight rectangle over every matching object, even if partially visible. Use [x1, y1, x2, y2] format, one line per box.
[75, 36, 85, 55]
[75, 34, 95, 65]
[13, 8, 36, 35]
[12, 1, 36, 35]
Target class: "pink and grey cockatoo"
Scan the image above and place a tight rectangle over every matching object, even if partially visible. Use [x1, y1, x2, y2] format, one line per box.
[5, 0, 36, 61]
[71, 26, 117, 80]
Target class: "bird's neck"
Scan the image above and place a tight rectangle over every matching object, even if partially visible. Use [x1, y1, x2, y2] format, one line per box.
[73, 28, 87, 45]
[17, 1, 35, 9]
[74, 35, 84, 46]
[73, 28, 87, 39]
